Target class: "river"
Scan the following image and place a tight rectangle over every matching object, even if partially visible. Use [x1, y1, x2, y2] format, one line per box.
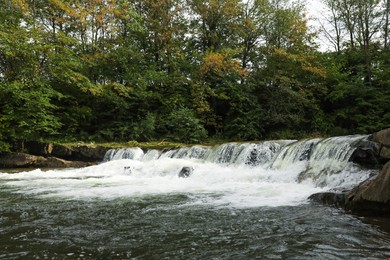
[1, 136, 390, 258]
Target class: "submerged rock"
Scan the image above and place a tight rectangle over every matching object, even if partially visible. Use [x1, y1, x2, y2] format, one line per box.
[124, 166, 132, 174]
[309, 192, 347, 207]
[178, 166, 193, 178]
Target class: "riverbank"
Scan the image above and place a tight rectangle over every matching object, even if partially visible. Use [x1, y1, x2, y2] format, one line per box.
[0, 141, 193, 169]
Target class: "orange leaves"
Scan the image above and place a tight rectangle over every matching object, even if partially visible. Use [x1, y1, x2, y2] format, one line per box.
[199, 52, 247, 78]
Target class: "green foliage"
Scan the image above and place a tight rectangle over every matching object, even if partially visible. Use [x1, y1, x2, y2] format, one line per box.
[165, 108, 208, 143]
[1, 81, 62, 141]
[0, 0, 388, 152]
[129, 113, 157, 142]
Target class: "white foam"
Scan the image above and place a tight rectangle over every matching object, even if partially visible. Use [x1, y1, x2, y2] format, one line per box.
[0, 158, 327, 207]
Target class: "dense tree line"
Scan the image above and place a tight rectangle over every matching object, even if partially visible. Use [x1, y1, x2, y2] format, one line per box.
[0, 0, 389, 151]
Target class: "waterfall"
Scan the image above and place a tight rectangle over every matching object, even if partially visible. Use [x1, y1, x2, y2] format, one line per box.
[1, 134, 374, 206]
[299, 135, 369, 187]
[159, 146, 210, 160]
[103, 141, 288, 167]
[271, 139, 321, 169]
[103, 147, 144, 162]
[102, 135, 371, 189]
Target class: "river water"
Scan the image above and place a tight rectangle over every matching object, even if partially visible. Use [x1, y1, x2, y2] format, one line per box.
[1, 136, 390, 259]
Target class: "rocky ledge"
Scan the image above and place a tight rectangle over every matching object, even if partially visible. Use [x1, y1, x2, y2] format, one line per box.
[0, 152, 95, 169]
[310, 128, 390, 216]
[0, 143, 111, 169]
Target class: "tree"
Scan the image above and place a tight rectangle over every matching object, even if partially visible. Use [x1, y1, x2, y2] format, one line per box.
[0, 0, 62, 150]
[187, 0, 242, 52]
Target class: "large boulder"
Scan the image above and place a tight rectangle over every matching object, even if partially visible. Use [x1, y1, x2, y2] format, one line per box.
[345, 160, 390, 214]
[0, 153, 46, 168]
[373, 128, 390, 146]
[350, 128, 390, 167]
[350, 140, 381, 167]
[372, 128, 390, 162]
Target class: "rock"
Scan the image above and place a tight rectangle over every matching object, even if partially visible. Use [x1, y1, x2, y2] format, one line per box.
[345, 161, 390, 215]
[380, 146, 390, 160]
[0, 152, 95, 169]
[51, 144, 110, 162]
[372, 128, 390, 162]
[124, 166, 132, 174]
[71, 145, 109, 161]
[309, 192, 347, 207]
[39, 157, 95, 168]
[25, 141, 54, 156]
[178, 166, 193, 178]
[373, 128, 390, 146]
[350, 140, 380, 167]
[349, 129, 390, 167]
[309, 162, 390, 216]
[0, 153, 46, 168]
[51, 144, 73, 159]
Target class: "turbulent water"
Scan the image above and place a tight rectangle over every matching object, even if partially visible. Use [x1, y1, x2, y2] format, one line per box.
[1, 135, 390, 258]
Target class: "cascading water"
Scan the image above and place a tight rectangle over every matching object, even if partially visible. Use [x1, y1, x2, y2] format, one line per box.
[101, 135, 371, 190]
[103, 147, 144, 161]
[1, 135, 389, 259]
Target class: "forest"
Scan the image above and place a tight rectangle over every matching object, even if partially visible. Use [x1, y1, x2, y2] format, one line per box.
[0, 0, 389, 152]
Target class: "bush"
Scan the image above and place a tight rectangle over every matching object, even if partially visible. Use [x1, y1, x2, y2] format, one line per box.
[165, 108, 208, 143]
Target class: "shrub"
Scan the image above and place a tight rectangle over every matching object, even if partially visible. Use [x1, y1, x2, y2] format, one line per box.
[165, 108, 208, 143]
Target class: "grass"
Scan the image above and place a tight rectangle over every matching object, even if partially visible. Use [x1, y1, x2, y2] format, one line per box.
[59, 140, 202, 150]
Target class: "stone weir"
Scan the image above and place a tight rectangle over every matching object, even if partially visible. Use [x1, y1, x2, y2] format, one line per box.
[310, 128, 390, 216]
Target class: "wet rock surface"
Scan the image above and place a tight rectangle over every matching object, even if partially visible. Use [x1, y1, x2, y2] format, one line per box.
[178, 166, 193, 178]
